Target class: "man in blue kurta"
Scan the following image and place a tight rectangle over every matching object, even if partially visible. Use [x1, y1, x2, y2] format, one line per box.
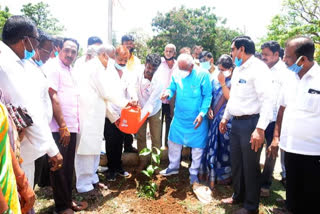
[160, 53, 212, 184]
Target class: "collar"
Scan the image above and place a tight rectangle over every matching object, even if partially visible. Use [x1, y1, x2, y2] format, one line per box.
[303, 61, 319, 78]
[238, 55, 254, 70]
[0, 41, 24, 66]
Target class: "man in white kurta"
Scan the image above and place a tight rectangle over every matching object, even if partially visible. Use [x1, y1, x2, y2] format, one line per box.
[75, 46, 129, 193]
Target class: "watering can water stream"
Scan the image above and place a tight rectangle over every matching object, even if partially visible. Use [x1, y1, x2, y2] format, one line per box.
[119, 106, 150, 134]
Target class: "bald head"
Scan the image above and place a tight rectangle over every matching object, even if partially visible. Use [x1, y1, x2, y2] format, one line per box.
[115, 45, 130, 67]
[285, 36, 315, 61]
[177, 53, 194, 71]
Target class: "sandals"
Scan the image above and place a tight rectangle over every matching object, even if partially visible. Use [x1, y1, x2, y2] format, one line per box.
[71, 200, 88, 212]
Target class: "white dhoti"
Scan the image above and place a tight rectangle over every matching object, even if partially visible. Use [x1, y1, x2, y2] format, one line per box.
[21, 161, 35, 188]
[75, 154, 100, 193]
[168, 140, 203, 176]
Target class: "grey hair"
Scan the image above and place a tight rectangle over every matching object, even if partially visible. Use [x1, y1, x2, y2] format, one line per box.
[165, 43, 176, 53]
[177, 53, 194, 67]
[86, 45, 99, 57]
[96, 44, 115, 56]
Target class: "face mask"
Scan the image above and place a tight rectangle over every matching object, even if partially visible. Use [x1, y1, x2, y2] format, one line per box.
[54, 51, 59, 57]
[164, 56, 174, 61]
[200, 61, 211, 70]
[234, 49, 243, 67]
[35, 59, 43, 67]
[288, 56, 303, 73]
[23, 38, 35, 60]
[223, 70, 231, 77]
[180, 70, 190, 78]
[115, 62, 126, 71]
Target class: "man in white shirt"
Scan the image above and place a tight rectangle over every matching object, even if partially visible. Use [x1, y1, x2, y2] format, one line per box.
[104, 45, 138, 181]
[0, 15, 63, 189]
[136, 53, 162, 169]
[268, 36, 320, 214]
[121, 35, 141, 153]
[260, 41, 290, 197]
[158, 44, 177, 148]
[219, 36, 273, 214]
[75, 45, 132, 194]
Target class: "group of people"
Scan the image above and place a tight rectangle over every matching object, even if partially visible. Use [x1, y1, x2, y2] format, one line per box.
[0, 14, 319, 214]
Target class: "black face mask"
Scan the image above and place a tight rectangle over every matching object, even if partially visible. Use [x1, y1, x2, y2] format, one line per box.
[164, 55, 174, 61]
[129, 48, 135, 53]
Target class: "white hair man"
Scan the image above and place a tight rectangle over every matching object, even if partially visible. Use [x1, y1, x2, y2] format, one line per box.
[75, 44, 134, 194]
[160, 53, 212, 185]
[157, 43, 178, 148]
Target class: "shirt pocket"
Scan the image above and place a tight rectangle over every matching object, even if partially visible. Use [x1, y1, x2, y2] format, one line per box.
[190, 85, 201, 97]
[235, 81, 251, 98]
[297, 91, 320, 113]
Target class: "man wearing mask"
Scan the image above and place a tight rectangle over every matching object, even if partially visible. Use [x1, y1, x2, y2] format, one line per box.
[191, 45, 203, 66]
[199, 51, 216, 78]
[268, 36, 320, 214]
[121, 35, 141, 153]
[104, 45, 138, 181]
[0, 15, 62, 213]
[219, 36, 273, 214]
[160, 54, 212, 186]
[75, 45, 134, 194]
[158, 44, 177, 148]
[260, 41, 290, 197]
[44, 38, 87, 213]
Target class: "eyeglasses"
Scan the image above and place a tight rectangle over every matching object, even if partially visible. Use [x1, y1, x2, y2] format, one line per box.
[27, 35, 40, 43]
[39, 47, 52, 54]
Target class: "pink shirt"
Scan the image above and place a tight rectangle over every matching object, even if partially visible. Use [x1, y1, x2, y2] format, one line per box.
[158, 57, 177, 104]
[44, 58, 80, 133]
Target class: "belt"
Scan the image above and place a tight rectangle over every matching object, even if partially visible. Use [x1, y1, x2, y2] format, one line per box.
[233, 114, 259, 120]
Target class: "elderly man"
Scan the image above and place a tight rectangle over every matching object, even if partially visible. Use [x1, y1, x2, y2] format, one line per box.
[268, 36, 320, 214]
[136, 53, 162, 169]
[75, 45, 133, 194]
[160, 53, 212, 185]
[104, 45, 138, 181]
[219, 36, 273, 214]
[260, 41, 290, 197]
[157, 44, 177, 148]
[44, 38, 87, 213]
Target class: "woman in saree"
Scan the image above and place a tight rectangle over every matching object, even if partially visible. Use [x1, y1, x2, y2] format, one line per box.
[199, 54, 234, 189]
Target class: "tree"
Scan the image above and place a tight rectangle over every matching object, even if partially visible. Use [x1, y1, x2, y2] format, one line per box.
[262, 0, 320, 62]
[21, 2, 64, 35]
[0, 5, 11, 37]
[148, 6, 241, 61]
[128, 29, 152, 64]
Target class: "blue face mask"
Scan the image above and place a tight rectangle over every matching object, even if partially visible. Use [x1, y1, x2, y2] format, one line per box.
[235, 57, 242, 67]
[23, 37, 36, 60]
[288, 56, 303, 73]
[54, 51, 59, 57]
[114, 62, 126, 71]
[34, 59, 43, 67]
[200, 61, 211, 70]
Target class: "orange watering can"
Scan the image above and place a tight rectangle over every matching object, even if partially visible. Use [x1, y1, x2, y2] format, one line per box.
[119, 106, 150, 134]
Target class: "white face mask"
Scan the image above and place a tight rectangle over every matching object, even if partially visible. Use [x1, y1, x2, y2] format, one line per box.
[180, 70, 190, 78]
[223, 70, 231, 77]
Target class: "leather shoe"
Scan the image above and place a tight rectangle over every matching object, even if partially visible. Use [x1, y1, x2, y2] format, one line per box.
[233, 208, 258, 214]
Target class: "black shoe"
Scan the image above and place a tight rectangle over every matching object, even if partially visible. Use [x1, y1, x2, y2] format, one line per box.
[106, 171, 116, 181]
[124, 147, 138, 153]
[281, 178, 286, 188]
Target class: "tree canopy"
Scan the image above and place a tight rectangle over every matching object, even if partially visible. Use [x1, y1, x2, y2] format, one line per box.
[263, 0, 320, 62]
[147, 6, 241, 61]
[21, 1, 64, 35]
[0, 5, 11, 37]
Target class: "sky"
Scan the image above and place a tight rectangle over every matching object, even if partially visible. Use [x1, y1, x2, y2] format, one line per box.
[2, 0, 283, 49]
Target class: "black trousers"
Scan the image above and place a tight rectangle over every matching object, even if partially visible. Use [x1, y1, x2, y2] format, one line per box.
[260, 122, 276, 189]
[161, 103, 172, 147]
[230, 115, 262, 211]
[285, 152, 320, 214]
[123, 133, 134, 151]
[34, 154, 50, 188]
[104, 118, 125, 172]
[50, 132, 77, 212]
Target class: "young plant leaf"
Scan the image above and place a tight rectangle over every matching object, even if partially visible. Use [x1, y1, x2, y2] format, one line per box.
[139, 148, 151, 156]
